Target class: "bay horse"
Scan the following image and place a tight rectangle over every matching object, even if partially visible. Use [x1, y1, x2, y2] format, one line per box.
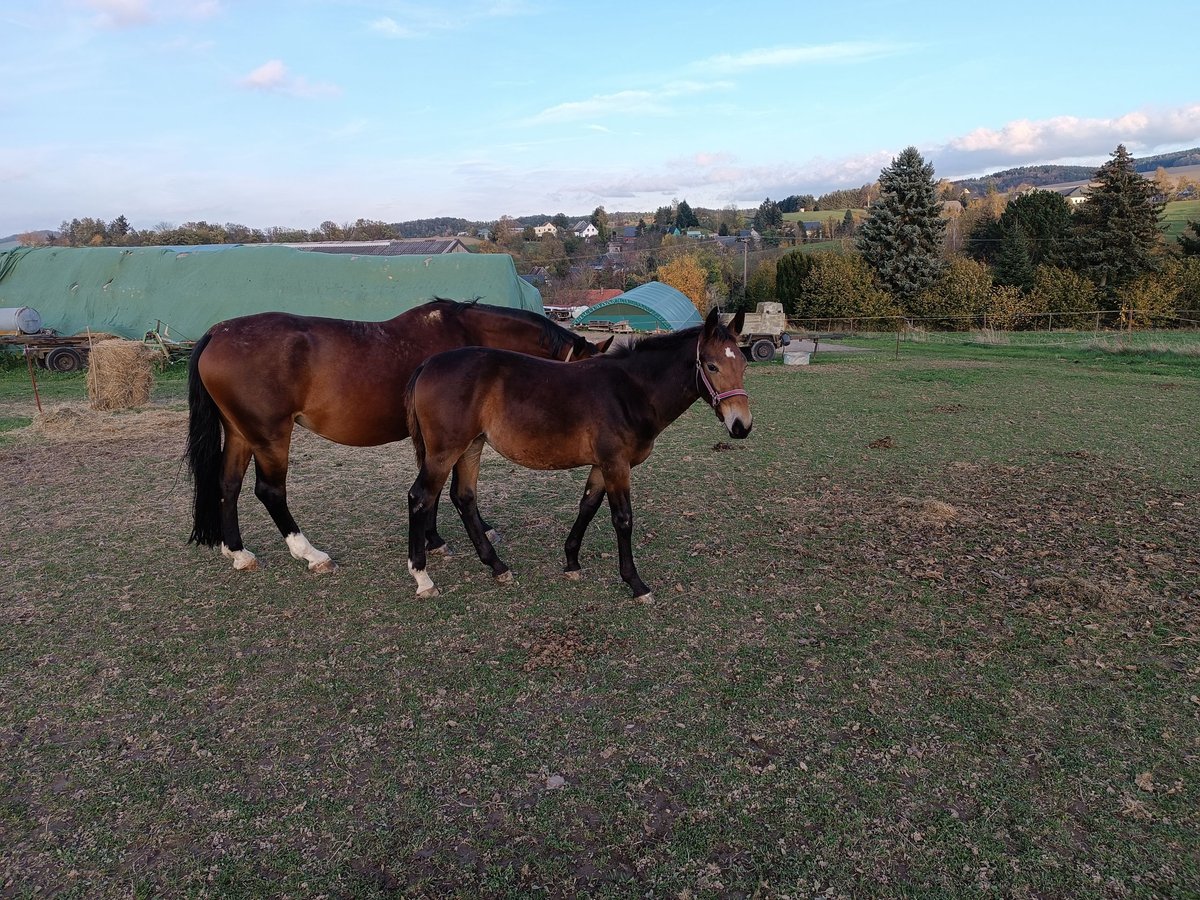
[186, 298, 611, 572]
[405, 307, 749, 601]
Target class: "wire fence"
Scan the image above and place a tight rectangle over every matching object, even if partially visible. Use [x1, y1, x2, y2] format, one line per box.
[787, 309, 1200, 339]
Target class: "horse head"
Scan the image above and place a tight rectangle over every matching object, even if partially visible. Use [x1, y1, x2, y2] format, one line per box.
[697, 308, 752, 439]
[566, 333, 614, 361]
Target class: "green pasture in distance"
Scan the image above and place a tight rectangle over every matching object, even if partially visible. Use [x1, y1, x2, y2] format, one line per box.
[1161, 198, 1200, 241]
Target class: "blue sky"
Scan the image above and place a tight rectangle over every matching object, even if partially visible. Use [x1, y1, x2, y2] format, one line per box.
[2, 0, 1197, 236]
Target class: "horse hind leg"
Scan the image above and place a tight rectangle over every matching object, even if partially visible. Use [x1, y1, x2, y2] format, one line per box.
[450, 438, 511, 583]
[563, 466, 606, 581]
[217, 433, 258, 571]
[408, 462, 452, 599]
[252, 444, 337, 574]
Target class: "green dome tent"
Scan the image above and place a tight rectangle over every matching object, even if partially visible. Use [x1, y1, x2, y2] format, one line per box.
[572, 281, 703, 333]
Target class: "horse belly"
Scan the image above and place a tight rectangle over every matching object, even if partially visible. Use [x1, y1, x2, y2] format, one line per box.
[484, 426, 593, 471]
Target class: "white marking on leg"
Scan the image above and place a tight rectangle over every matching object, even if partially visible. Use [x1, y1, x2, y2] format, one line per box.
[285, 532, 334, 571]
[407, 560, 437, 597]
[221, 543, 258, 570]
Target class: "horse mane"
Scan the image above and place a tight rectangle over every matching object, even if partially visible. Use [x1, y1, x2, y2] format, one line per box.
[604, 323, 724, 360]
[428, 296, 578, 357]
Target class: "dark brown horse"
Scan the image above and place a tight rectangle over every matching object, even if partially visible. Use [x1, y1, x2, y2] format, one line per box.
[186, 298, 610, 572]
[405, 307, 749, 601]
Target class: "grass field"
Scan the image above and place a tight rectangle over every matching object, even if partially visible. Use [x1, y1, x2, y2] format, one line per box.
[2, 340, 1198, 897]
[1161, 198, 1200, 242]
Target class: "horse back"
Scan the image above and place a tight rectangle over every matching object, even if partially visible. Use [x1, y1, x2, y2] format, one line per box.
[198, 311, 427, 446]
[412, 348, 652, 470]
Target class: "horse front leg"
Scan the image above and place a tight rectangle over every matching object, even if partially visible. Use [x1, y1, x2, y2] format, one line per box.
[449, 438, 511, 583]
[563, 466, 606, 580]
[252, 442, 336, 573]
[603, 464, 652, 601]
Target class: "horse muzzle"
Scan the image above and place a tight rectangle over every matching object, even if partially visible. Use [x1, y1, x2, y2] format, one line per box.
[718, 400, 753, 439]
[727, 415, 752, 439]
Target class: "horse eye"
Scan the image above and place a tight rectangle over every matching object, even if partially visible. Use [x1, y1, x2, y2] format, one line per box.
[706, 363, 719, 373]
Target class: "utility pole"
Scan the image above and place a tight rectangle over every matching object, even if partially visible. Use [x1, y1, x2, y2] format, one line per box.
[739, 238, 748, 304]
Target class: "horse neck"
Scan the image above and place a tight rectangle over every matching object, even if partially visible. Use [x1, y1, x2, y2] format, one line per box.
[617, 332, 703, 428]
[464, 310, 557, 358]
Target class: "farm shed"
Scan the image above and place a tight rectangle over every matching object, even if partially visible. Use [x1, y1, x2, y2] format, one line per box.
[0, 245, 541, 341]
[572, 281, 703, 333]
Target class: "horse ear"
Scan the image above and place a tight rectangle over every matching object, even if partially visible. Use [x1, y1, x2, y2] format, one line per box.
[704, 307, 721, 335]
[729, 310, 745, 337]
[594, 336, 614, 354]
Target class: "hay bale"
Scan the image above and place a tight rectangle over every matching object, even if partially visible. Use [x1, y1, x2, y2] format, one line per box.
[87, 339, 157, 410]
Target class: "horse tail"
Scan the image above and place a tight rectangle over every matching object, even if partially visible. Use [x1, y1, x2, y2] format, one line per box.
[405, 364, 427, 469]
[185, 331, 224, 547]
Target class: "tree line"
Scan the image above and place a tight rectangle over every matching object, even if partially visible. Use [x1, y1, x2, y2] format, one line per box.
[728, 144, 1200, 330]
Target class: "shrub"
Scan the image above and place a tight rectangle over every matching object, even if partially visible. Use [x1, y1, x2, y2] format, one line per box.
[985, 284, 1047, 330]
[910, 256, 993, 329]
[1028, 265, 1100, 329]
[798, 252, 899, 328]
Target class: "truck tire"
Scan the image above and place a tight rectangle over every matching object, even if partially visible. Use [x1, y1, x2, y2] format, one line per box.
[45, 347, 85, 372]
[750, 339, 776, 361]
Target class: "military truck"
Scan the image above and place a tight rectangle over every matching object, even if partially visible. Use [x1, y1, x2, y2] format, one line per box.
[723, 301, 791, 361]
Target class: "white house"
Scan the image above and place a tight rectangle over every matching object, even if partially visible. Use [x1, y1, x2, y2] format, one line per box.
[573, 220, 599, 239]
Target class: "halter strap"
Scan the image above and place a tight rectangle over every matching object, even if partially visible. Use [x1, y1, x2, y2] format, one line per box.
[696, 336, 748, 408]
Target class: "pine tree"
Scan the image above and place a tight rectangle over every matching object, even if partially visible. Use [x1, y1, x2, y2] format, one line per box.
[856, 146, 946, 305]
[1179, 220, 1200, 256]
[1071, 144, 1164, 296]
[993, 218, 1035, 291]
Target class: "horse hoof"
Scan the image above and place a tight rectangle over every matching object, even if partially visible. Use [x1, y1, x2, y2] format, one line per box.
[417, 587, 440, 600]
[634, 591, 654, 603]
[309, 558, 338, 574]
[496, 570, 513, 584]
[237, 558, 259, 572]
[563, 569, 582, 581]
[428, 544, 451, 557]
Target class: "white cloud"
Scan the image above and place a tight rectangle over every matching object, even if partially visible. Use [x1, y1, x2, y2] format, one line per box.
[368, 1, 531, 39]
[699, 41, 908, 73]
[369, 17, 416, 38]
[526, 81, 731, 125]
[932, 104, 1200, 178]
[79, 0, 221, 28]
[238, 60, 340, 99]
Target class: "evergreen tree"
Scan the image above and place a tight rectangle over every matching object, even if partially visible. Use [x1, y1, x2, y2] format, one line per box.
[1178, 220, 1200, 256]
[856, 146, 946, 304]
[674, 200, 699, 230]
[839, 208, 855, 237]
[754, 198, 783, 233]
[1070, 144, 1164, 296]
[997, 190, 1074, 267]
[774, 250, 814, 316]
[993, 218, 1035, 291]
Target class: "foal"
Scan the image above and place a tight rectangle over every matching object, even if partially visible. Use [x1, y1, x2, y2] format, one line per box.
[405, 308, 750, 601]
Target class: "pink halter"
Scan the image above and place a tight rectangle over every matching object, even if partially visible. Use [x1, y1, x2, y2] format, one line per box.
[696, 337, 749, 408]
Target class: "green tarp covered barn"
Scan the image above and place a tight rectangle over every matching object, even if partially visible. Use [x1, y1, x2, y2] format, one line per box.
[571, 281, 703, 333]
[0, 245, 542, 340]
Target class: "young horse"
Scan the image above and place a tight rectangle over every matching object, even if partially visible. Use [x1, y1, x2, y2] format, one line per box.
[186, 298, 610, 572]
[405, 307, 749, 601]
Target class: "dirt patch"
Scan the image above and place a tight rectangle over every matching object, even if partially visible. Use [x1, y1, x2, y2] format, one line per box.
[14, 403, 186, 444]
[1028, 576, 1130, 615]
[895, 497, 960, 528]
